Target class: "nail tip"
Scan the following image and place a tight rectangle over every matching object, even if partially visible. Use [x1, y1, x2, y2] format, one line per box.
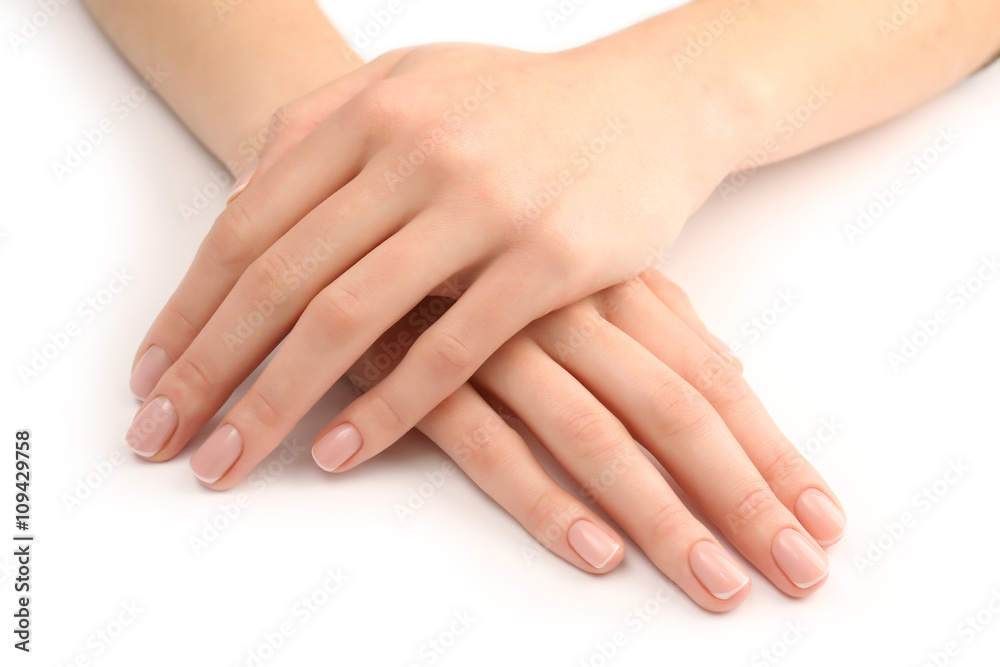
[792, 570, 829, 589]
[311, 424, 363, 472]
[191, 467, 221, 485]
[190, 424, 243, 484]
[129, 447, 158, 459]
[125, 394, 176, 460]
[815, 531, 845, 548]
[591, 542, 621, 570]
[714, 576, 750, 600]
[310, 446, 338, 473]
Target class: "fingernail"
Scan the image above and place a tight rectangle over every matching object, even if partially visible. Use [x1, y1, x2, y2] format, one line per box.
[312, 423, 362, 472]
[190, 424, 243, 484]
[126, 395, 178, 458]
[226, 158, 259, 204]
[568, 520, 620, 569]
[129, 345, 172, 400]
[795, 489, 846, 547]
[690, 541, 750, 600]
[771, 528, 829, 589]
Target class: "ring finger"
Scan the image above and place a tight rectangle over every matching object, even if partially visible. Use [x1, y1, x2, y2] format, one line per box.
[474, 335, 752, 611]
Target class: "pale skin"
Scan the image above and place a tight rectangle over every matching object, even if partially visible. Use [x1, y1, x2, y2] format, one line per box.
[86, 0, 1000, 610]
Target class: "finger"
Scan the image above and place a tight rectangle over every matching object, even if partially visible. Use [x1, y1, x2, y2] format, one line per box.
[227, 49, 412, 203]
[311, 256, 559, 473]
[130, 100, 377, 400]
[126, 166, 409, 461]
[602, 280, 847, 548]
[533, 302, 829, 596]
[185, 217, 494, 488]
[343, 296, 454, 396]
[639, 270, 742, 372]
[419, 383, 625, 574]
[347, 317, 626, 573]
[474, 336, 751, 611]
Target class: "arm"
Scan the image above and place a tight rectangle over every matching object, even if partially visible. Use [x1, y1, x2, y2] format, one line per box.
[98, 0, 992, 610]
[170, 0, 999, 486]
[616, 0, 1000, 167]
[82, 0, 359, 172]
[113, 0, 1000, 494]
[88, 1, 837, 611]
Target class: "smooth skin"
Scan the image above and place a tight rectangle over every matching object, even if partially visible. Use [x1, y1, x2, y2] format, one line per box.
[85, 0, 998, 609]
[112, 0, 1000, 486]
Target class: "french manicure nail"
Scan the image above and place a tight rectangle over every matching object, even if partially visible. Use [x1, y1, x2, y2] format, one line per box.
[771, 528, 829, 589]
[795, 489, 846, 547]
[312, 423, 362, 472]
[226, 158, 259, 204]
[129, 345, 172, 400]
[568, 520, 620, 569]
[126, 395, 178, 457]
[690, 541, 750, 600]
[190, 424, 243, 484]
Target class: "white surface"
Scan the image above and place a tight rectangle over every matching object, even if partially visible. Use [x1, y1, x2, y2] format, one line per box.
[3, 1, 1000, 665]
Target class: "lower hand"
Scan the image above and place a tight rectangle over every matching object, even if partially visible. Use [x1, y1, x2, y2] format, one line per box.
[341, 272, 845, 611]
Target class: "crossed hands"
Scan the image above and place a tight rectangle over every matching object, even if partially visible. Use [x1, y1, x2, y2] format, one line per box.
[125, 43, 844, 611]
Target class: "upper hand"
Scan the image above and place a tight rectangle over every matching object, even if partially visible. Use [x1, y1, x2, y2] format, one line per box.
[125, 42, 748, 489]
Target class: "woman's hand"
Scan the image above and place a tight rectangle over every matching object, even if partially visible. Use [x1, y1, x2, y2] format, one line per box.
[342, 273, 845, 611]
[126, 40, 766, 483]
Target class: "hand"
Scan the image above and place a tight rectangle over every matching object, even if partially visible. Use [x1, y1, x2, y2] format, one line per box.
[125, 41, 759, 488]
[345, 272, 845, 611]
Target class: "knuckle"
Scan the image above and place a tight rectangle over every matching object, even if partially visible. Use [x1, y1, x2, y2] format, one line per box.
[601, 277, 645, 312]
[726, 482, 781, 533]
[536, 226, 583, 270]
[544, 305, 604, 361]
[160, 302, 199, 341]
[365, 392, 404, 432]
[647, 502, 691, 544]
[170, 355, 214, 396]
[424, 329, 474, 377]
[361, 80, 415, 131]
[448, 413, 508, 466]
[561, 406, 622, 454]
[696, 356, 751, 406]
[654, 275, 689, 305]
[451, 419, 508, 470]
[206, 199, 259, 269]
[429, 133, 492, 176]
[558, 300, 599, 324]
[526, 488, 575, 547]
[241, 385, 281, 427]
[311, 284, 368, 332]
[645, 376, 715, 439]
[247, 250, 296, 297]
[762, 447, 809, 491]
[507, 234, 585, 307]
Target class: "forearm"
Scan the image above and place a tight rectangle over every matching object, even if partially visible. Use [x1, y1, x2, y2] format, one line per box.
[602, 0, 1000, 168]
[83, 0, 358, 173]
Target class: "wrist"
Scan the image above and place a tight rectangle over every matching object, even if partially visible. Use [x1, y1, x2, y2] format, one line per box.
[211, 28, 362, 173]
[578, 3, 778, 204]
[218, 48, 361, 174]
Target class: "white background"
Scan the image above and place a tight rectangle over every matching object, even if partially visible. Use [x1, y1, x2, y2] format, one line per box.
[3, 0, 1000, 665]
